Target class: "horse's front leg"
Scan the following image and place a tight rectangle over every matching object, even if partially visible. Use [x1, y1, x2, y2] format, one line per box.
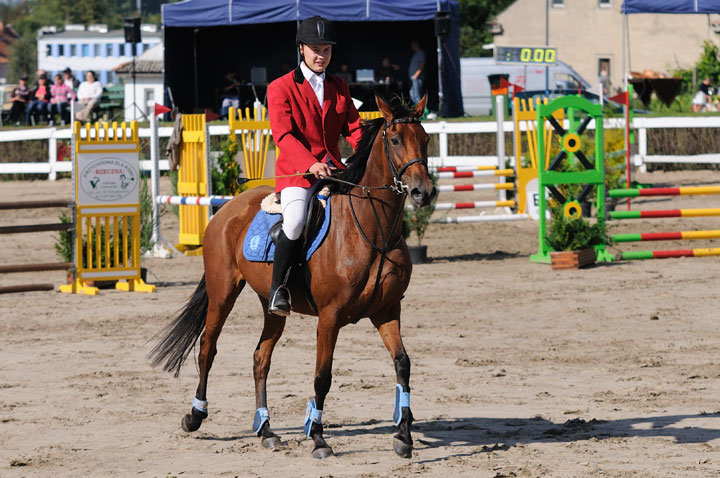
[304, 313, 339, 459]
[252, 295, 286, 449]
[371, 302, 413, 458]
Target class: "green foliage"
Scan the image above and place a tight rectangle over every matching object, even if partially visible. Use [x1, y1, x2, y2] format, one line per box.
[696, 41, 720, 86]
[401, 173, 438, 246]
[545, 206, 608, 252]
[54, 211, 73, 263]
[458, 0, 515, 57]
[8, 34, 36, 83]
[139, 174, 152, 254]
[211, 137, 243, 196]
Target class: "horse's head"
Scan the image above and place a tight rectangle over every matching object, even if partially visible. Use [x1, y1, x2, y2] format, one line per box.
[376, 94, 436, 207]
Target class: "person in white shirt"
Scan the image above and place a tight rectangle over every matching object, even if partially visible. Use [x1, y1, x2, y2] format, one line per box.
[75, 71, 103, 122]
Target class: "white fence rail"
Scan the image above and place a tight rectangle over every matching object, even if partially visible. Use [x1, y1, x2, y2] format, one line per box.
[1, 115, 719, 180]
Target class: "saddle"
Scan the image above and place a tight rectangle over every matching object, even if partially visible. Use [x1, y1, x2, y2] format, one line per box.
[244, 188, 331, 314]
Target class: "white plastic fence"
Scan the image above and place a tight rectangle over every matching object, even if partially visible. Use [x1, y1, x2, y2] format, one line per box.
[1, 115, 719, 180]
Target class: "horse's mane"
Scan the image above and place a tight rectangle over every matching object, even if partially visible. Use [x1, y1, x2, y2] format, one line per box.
[322, 98, 415, 194]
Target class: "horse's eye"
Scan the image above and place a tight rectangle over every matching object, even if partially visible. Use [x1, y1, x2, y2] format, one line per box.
[390, 137, 400, 146]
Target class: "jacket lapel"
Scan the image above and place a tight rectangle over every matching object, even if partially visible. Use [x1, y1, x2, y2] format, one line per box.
[294, 65, 322, 114]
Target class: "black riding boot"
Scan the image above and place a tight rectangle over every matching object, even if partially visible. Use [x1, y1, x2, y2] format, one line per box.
[269, 230, 301, 316]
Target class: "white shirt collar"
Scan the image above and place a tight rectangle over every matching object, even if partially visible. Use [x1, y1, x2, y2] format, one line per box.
[300, 61, 325, 86]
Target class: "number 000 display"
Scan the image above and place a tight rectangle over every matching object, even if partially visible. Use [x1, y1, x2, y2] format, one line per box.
[496, 46, 557, 65]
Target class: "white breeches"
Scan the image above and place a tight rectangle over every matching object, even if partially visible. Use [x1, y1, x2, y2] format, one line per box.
[280, 186, 312, 240]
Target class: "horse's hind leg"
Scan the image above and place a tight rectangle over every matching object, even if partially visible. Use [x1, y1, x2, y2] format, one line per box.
[252, 295, 286, 448]
[182, 278, 246, 433]
[371, 302, 413, 458]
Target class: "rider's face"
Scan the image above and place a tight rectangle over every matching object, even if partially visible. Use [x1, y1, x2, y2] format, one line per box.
[300, 44, 332, 73]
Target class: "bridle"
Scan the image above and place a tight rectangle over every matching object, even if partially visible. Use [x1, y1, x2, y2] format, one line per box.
[381, 116, 428, 194]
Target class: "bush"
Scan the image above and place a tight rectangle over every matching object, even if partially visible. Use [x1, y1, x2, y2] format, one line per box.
[545, 206, 608, 252]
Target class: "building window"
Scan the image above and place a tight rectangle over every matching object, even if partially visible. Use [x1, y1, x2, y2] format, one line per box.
[598, 58, 611, 94]
[58, 44, 64, 56]
[106, 44, 113, 56]
[551, 0, 564, 7]
[69, 44, 76, 57]
[94, 44, 101, 56]
[45, 45, 51, 56]
[598, 0, 611, 7]
[82, 44, 90, 57]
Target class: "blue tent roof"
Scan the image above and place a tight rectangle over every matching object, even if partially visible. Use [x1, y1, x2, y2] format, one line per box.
[162, 0, 457, 27]
[622, 0, 720, 14]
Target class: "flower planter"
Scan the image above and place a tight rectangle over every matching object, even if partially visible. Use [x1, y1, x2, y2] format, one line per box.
[550, 247, 596, 270]
[408, 245, 428, 264]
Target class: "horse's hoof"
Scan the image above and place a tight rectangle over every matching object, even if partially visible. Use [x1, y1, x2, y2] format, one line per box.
[311, 446, 334, 459]
[181, 413, 201, 432]
[393, 437, 413, 458]
[261, 435, 281, 449]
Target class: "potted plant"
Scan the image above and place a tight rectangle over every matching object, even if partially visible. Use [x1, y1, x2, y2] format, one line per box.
[545, 205, 609, 270]
[402, 175, 437, 264]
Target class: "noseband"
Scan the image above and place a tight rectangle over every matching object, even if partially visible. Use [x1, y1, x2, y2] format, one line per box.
[381, 116, 428, 194]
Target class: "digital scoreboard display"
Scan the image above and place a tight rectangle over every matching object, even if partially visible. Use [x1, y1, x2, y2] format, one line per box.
[495, 46, 557, 65]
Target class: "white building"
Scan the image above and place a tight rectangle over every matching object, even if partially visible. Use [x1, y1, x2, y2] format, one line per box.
[37, 24, 161, 85]
[115, 43, 164, 122]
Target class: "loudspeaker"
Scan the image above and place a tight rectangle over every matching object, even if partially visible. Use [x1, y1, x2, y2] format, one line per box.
[124, 17, 141, 44]
[434, 11, 451, 37]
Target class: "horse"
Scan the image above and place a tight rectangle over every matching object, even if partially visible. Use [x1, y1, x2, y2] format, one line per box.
[149, 94, 435, 459]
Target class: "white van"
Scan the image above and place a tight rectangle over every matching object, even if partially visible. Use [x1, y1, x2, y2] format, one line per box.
[460, 57, 592, 116]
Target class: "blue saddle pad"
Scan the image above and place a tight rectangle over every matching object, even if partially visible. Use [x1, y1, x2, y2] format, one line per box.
[243, 195, 332, 262]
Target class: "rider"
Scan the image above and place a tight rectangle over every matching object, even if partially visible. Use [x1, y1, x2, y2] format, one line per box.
[267, 16, 363, 316]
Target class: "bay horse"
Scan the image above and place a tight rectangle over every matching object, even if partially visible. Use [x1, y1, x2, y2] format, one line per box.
[149, 94, 435, 459]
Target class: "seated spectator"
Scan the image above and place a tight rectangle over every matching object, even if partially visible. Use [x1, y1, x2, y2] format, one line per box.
[376, 57, 399, 85]
[336, 64, 353, 84]
[63, 68, 80, 90]
[74, 71, 102, 122]
[218, 70, 241, 119]
[7, 75, 30, 126]
[692, 77, 714, 113]
[50, 73, 75, 125]
[25, 75, 51, 125]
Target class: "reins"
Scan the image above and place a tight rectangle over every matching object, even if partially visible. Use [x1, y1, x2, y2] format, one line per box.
[322, 115, 427, 323]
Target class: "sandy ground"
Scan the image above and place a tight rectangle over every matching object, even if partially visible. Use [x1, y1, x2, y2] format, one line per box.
[3, 170, 720, 477]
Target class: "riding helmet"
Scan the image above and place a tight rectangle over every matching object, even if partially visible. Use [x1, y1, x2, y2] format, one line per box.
[296, 16, 337, 46]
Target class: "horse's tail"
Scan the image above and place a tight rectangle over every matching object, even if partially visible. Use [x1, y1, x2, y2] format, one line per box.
[148, 275, 208, 377]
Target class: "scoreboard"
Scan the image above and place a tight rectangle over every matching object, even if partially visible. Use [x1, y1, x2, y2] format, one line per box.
[495, 46, 557, 65]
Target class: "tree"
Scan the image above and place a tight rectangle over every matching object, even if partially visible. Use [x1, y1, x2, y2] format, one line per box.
[7, 33, 36, 83]
[458, 0, 515, 57]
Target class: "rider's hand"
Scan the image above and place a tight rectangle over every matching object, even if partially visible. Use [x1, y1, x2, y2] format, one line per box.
[308, 162, 333, 179]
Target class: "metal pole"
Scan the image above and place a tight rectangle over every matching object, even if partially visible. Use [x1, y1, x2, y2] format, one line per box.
[132, 43, 137, 121]
[495, 95, 506, 203]
[545, 0, 549, 94]
[150, 112, 160, 243]
[437, 36, 444, 116]
[622, 14, 627, 90]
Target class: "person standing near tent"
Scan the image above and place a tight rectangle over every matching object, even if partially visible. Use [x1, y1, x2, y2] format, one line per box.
[266, 15, 363, 316]
[408, 40, 425, 104]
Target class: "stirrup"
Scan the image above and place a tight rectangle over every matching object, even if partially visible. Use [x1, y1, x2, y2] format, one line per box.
[269, 286, 291, 316]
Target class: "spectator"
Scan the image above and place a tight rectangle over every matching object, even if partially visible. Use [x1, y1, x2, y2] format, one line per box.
[25, 75, 51, 125]
[50, 73, 75, 125]
[377, 57, 399, 85]
[336, 63, 353, 83]
[63, 68, 80, 90]
[218, 70, 241, 119]
[7, 75, 30, 126]
[692, 77, 714, 113]
[408, 41, 425, 104]
[74, 71, 103, 122]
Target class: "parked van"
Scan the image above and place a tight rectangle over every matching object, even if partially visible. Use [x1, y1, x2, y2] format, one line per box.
[461, 57, 592, 116]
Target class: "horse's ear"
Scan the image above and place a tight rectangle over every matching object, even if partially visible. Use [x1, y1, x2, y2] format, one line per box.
[376, 95, 393, 123]
[412, 93, 428, 118]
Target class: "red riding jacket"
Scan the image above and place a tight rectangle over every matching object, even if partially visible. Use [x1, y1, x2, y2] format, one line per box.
[268, 66, 363, 192]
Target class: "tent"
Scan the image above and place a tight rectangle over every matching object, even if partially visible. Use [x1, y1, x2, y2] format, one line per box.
[161, 0, 463, 117]
[622, 0, 720, 14]
[620, 1, 720, 89]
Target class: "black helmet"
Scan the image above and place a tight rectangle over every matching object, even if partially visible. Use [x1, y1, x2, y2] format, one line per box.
[296, 16, 337, 46]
